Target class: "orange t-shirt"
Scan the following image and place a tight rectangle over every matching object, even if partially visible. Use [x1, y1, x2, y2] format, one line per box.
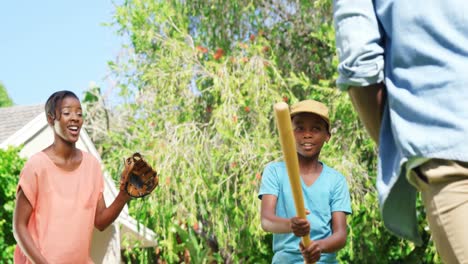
[14, 150, 104, 264]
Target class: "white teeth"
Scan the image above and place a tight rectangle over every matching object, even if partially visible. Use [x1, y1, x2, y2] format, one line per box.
[69, 126, 79, 131]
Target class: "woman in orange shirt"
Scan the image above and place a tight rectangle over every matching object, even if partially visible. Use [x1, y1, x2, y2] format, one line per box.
[13, 90, 132, 264]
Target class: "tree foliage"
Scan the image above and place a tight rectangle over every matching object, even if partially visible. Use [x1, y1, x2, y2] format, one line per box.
[0, 82, 14, 107]
[0, 147, 25, 263]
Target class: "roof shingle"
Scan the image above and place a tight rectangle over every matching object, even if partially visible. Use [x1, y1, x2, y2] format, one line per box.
[0, 104, 45, 143]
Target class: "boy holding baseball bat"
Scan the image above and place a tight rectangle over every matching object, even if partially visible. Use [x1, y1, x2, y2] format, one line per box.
[259, 99, 351, 263]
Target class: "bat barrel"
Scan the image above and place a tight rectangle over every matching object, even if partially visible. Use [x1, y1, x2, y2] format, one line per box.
[274, 102, 311, 247]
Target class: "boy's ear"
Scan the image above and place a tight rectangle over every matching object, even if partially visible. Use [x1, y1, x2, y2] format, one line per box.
[325, 132, 331, 143]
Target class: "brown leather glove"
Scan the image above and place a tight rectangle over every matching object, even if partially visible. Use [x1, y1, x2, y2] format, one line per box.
[120, 153, 159, 198]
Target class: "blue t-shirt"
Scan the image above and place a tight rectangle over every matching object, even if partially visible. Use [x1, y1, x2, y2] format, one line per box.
[258, 161, 351, 264]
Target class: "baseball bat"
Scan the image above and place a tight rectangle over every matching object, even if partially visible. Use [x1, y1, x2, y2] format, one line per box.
[274, 102, 311, 249]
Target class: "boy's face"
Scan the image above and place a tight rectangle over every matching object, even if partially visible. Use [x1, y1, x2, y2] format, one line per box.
[292, 113, 330, 159]
[49, 96, 83, 144]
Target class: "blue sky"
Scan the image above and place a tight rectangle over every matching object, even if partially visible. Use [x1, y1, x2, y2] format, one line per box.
[0, 1, 123, 105]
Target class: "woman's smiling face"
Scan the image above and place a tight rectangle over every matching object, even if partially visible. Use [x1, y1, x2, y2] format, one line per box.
[52, 96, 83, 144]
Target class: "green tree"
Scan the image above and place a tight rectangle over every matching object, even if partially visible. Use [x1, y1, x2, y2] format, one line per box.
[0, 147, 25, 263]
[0, 82, 14, 107]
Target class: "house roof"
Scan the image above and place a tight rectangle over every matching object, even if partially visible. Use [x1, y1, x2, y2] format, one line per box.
[0, 104, 44, 143]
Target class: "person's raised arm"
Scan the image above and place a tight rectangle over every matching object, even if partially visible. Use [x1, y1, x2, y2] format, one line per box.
[94, 191, 131, 231]
[95, 157, 136, 231]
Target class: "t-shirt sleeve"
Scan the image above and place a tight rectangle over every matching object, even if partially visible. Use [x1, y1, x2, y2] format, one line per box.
[258, 163, 280, 200]
[330, 174, 352, 214]
[17, 159, 39, 209]
[333, 0, 385, 91]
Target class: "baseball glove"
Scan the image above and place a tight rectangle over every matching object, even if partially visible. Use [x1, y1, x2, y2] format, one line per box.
[120, 152, 159, 198]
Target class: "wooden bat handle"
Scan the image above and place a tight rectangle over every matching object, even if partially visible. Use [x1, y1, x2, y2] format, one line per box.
[274, 102, 311, 249]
